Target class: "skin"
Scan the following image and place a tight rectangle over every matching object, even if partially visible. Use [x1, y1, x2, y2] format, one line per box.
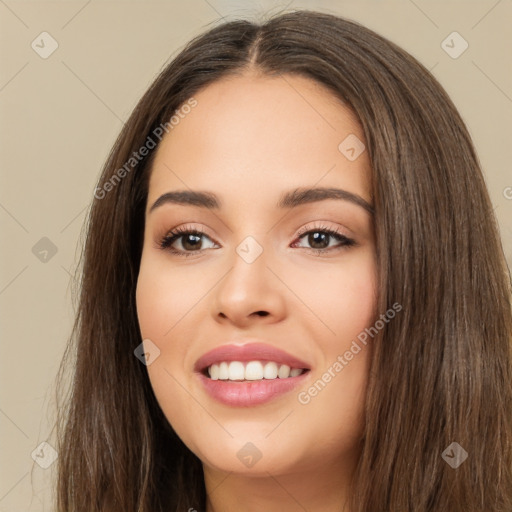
[136, 71, 377, 512]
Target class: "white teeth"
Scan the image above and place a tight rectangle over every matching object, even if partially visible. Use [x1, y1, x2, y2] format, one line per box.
[278, 364, 291, 378]
[209, 364, 219, 380]
[228, 361, 245, 380]
[290, 368, 302, 377]
[245, 361, 264, 380]
[206, 361, 305, 381]
[263, 362, 278, 379]
[218, 361, 229, 380]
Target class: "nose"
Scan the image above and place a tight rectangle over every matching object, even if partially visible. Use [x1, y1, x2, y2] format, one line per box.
[211, 241, 287, 328]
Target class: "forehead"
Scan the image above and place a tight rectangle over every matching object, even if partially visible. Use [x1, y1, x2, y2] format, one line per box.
[147, 72, 372, 207]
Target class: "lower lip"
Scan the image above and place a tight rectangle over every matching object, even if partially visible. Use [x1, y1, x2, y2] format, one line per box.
[197, 371, 310, 407]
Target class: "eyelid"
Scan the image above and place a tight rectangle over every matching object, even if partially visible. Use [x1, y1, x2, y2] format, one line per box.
[295, 221, 352, 240]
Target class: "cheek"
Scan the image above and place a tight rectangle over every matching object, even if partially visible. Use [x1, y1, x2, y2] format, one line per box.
[135, 254, 209, 339]
[135, 258, 205, 450]
[292, 249, 377, 342]
[136, 271, 176, 339]
[292, 266, 376, 457]
[135, 257, 191, 385]
[333, 264, 377, 337]
[290, 251, 376, 422]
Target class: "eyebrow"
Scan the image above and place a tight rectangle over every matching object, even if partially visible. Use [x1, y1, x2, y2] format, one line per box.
[149, 187, 374, 215]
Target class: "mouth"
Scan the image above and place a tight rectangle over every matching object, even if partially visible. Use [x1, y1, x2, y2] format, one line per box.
[194, 342, 312, 407]
[203, 360, 309, 381]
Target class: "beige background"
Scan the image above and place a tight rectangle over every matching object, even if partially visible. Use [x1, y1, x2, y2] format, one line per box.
[0, 0, 511, 510]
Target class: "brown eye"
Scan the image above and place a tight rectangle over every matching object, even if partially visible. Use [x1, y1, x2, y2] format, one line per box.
[306, 231, 330, 249]
[179, 233, 203, 251]
[160, 229, 218, 255]
[293, 228, 355, 252]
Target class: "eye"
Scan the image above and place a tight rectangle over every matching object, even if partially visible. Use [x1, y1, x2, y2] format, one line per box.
[158, 223, 356, 257]
[159, 226, 218, 256]
[292, 224, 356, 253]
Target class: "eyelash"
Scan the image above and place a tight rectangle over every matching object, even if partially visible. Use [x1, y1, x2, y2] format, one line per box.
[159, 223, 356, 258]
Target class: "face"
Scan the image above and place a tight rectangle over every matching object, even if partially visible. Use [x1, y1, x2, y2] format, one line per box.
[136, 72, 377, 479]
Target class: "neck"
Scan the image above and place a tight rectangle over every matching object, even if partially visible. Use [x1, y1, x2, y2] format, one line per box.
[203, 453, 355, 512]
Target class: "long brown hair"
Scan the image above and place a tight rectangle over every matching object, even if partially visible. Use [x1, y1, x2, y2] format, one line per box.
[55, 10, 512, 511]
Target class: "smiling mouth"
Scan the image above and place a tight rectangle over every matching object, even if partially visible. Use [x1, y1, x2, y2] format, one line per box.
[204, 360, 310, 381]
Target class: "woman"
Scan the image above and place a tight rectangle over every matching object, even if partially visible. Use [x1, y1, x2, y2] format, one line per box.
[55, 10, 512, 512]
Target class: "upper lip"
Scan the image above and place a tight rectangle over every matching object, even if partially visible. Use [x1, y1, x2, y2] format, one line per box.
[194, 342, 312, 373]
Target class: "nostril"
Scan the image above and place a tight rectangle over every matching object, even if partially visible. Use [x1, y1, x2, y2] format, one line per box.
[255, 311, 269, 317]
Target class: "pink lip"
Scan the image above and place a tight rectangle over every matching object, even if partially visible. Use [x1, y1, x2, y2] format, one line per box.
[194, 342, 311, 372]
[194, 342, 312, 407]
[197, 372, 310, 407]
